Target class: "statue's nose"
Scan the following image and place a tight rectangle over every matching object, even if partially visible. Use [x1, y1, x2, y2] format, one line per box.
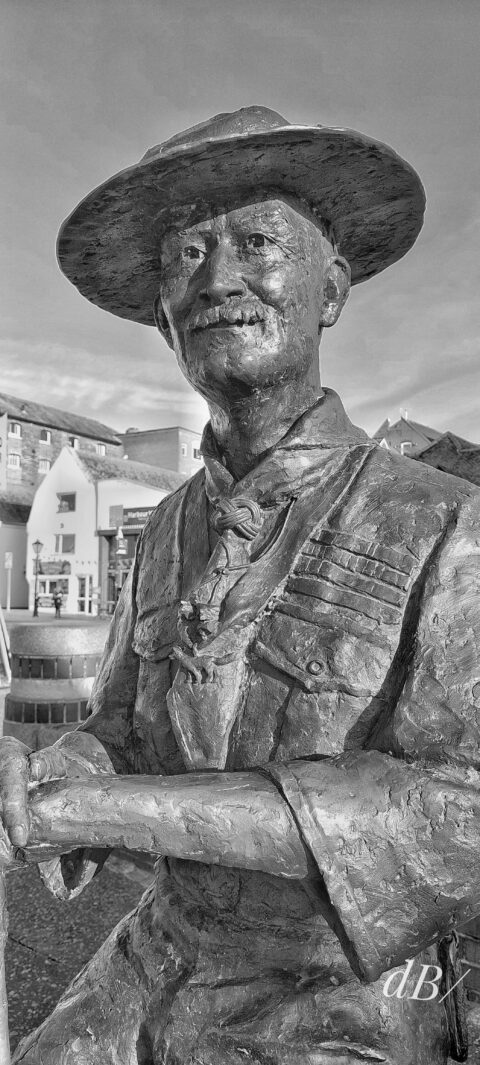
[200, 243, 247, 304]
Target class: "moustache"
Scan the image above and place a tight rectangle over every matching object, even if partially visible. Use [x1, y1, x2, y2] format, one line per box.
[188, 298, 270, 331]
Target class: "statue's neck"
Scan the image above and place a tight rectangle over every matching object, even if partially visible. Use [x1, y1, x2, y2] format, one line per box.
[207, 379, 323, 481]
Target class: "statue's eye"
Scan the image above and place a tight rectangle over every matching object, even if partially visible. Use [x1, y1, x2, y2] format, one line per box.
[183, 245, 205, 261]
[245, 233, 267, 249]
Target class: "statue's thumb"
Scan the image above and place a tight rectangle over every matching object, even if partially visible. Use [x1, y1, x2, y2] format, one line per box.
[28, 748, 67, 783]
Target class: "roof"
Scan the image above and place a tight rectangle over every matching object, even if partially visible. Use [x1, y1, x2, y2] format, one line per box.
[0, 485, 35, 506]
[421, 430, 480, 454]
[123, 425, 201, 436]
[0, 499, 31, 524]
[373, 416, 443, 446]
[415, 432, 480, 487]
[0, 392, 121, 444]
[402, 419, 443, 443]
[372, 418, 391, 439]
[75, 452, 185, 492]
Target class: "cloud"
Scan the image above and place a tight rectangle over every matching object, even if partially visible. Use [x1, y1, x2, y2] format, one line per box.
[0, 338, 208, 432]
[2, 0, 479, 446]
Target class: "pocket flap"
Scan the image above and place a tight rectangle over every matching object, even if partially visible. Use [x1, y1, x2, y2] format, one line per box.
[252, 609, 388, 697]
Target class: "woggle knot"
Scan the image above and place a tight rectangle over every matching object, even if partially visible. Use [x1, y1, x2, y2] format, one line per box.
[213, 496, 263, 540]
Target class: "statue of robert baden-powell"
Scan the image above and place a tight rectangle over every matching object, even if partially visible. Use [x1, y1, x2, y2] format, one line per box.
[2, 106, 480, 1064]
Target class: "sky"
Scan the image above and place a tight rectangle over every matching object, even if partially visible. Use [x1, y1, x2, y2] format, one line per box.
[2, 0, 479, 442]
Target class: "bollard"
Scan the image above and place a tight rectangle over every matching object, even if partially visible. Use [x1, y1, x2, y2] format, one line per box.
[3, 624, 108, 749]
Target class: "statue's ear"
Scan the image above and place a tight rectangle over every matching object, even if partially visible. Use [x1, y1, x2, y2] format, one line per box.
[153, 294, 174, 349]
[319, 257, 351, 328]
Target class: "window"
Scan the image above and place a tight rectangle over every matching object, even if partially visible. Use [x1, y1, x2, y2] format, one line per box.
[180, 443, 188, 457]
[193, 447, 202, 460]
[8, 421, 22, 438]
[68, 436, 79, 450]
[400, 441, 412, 455]
[55, 533, 75, 554]
[8, 453, 21, 468]
[95, 442, 106, 456]
[39, 429, 51, 444]
[57, 493, 76, 513]
[38, 458, 51, 473]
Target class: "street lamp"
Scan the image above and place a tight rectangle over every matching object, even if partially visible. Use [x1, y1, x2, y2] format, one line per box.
[114, 527, 127, 603]
[32, 539, 43, 617]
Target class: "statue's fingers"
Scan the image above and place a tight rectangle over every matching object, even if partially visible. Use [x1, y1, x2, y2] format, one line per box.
[0, 755, 29, 847]
[29, 747, 67, 783]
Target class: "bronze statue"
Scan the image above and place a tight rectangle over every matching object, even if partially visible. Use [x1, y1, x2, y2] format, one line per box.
[1, 106, 479, 1064]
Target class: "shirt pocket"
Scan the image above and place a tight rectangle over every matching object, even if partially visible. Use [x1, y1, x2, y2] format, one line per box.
[252, 609, 392, 699]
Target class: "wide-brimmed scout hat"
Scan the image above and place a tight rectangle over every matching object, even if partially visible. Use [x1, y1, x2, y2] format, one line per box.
[57, 105, 425, 327]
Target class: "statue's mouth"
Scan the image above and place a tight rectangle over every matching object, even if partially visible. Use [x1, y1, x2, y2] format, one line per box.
[189, 300, 267, 332]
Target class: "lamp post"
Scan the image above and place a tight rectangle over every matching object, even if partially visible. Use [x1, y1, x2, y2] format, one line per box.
[115, 527, 127, 603]
[32, 539, 43, 617]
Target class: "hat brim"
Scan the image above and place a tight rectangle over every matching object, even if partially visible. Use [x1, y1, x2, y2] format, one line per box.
[57, 125, 426, 327]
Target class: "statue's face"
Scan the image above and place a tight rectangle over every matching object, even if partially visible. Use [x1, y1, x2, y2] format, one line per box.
[158, 197, 341, 403]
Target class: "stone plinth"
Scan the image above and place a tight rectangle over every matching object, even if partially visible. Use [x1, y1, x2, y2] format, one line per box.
[3, 624, 107, 748]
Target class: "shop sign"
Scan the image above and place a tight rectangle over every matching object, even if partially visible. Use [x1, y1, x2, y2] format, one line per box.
[123, 507, 154, 527]
[39, 561, 72, 575]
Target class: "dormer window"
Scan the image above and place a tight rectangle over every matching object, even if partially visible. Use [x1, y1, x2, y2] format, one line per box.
[57, 493, 76, 513]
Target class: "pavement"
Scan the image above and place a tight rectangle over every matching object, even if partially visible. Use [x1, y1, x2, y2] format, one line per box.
[3, 608, 111, 629]
[5, 854, 154, 1051]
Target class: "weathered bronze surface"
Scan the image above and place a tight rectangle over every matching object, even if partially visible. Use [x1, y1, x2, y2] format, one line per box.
[1, 107, 479, 1064]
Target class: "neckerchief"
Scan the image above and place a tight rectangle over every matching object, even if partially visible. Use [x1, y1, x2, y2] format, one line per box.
[166, 390, 373, 769]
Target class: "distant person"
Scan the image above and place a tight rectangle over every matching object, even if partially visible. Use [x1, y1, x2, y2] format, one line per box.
[52, 590, 63, 618]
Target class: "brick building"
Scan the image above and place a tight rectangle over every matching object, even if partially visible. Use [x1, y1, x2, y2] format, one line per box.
[122, 425, 203, 478]
[0, 392, 122, 502]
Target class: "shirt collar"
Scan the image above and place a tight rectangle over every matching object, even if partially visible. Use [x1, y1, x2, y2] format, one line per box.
[201, 389, 370, 507]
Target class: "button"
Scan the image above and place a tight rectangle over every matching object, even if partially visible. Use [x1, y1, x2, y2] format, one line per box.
[306, 660, 323, 676]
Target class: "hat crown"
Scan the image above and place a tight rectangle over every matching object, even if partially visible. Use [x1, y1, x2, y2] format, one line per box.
[141, 106, 289, 163]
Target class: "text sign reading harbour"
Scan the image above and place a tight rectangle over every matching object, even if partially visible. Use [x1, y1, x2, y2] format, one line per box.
[39, 561, 72, 576]
[123, 507, 154, 527]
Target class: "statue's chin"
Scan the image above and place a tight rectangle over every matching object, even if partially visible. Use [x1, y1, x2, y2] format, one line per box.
[183, 337, 290, 394]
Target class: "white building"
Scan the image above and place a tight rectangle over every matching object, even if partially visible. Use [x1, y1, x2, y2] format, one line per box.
[27, 447, 184, 615]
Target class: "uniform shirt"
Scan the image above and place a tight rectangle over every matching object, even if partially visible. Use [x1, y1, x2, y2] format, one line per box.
[36, 389, 480, 1063]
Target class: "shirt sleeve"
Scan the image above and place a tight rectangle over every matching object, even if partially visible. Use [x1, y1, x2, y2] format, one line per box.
[266, 492, 480, 982]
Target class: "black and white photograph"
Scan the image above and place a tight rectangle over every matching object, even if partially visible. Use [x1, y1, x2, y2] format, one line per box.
[0, 2, 479, 1062]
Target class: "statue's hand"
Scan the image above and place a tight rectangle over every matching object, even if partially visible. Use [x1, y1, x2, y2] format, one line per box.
[0, 736, 68, 851]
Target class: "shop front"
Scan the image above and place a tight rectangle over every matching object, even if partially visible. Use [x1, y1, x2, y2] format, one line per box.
[99, 506, 155, 614]
[36, 560, 71, 611]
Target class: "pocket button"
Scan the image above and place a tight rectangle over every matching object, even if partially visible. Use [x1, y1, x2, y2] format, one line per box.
[306, 660, 323, 676]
